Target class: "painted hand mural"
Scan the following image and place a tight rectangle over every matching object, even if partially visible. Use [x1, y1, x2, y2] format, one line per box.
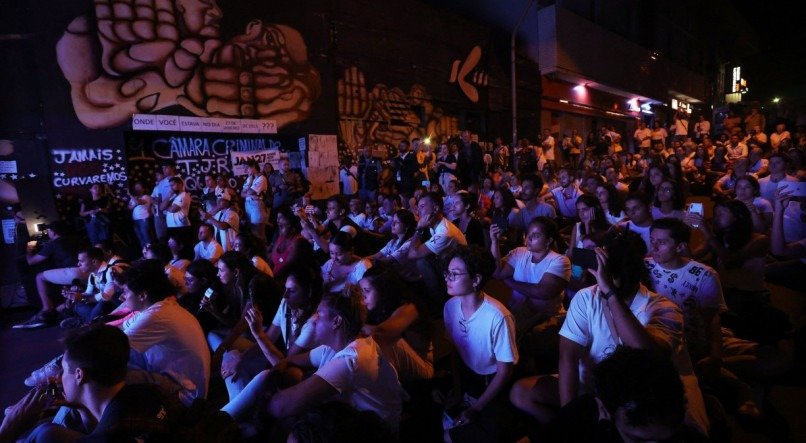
[337, 67, 458, 154]
[56, 0, 320, 129]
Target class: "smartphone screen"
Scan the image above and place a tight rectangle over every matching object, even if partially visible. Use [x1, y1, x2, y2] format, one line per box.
[687, 202, 703, 216]
[204, 288, 214, 299]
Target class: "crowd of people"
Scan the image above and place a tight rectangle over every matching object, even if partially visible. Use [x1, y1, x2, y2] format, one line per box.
[2, 107, 805, 442]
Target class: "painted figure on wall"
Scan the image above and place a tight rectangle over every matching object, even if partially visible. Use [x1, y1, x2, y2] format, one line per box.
[56, 0, 321, 130]
[337, 66, 459, 155]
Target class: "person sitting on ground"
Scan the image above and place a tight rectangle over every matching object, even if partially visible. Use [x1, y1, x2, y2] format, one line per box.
[321, 232, 372, 294]
[15, 221, 84, 329]
[201, 191, 239, 252]
[0, 325, 229, 442]
[491, 217, 570, 334]
[166, 234, 191, 271]
[488, 186, 521, 255]
[651, 178, 686, 221]
[618, 192, 654, 252]
[758, 152, 797, 202]
[179, 259, 223, 330]
[595, 183, 626, 225]
[285, 401, 392, 443]
[546, 346, 707, 443]
[567, 195, 611, 255]
[442, 245, 518, 443]
[713, 158, 749, 198]
[268, 205, 307, 275]
[450, 191, 485, 248]
[367, 209, 422, 282]
[233, 232, 273, 278]
[61, 247, 127, 326]
[733, 175, 773, 233]
[300, 195, 363, 256]
[509, 230, 709, 435]
[549, 167, 581, 221]
[193, 223, 224, 264]
[221, 289, 405, 431]
[359, 266, 434, 380]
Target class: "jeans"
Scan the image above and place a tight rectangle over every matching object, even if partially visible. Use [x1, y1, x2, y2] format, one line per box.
[85, 216, 110, 246]
[133, 218, 154, 249]
[208, 330, 265, 401]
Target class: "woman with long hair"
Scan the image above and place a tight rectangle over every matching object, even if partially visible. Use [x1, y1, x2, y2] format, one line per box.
[234, 232, 273, 277]
[359, 266, 434, 380]
[638, 164, 669, 199]
[368, 209, 421, 282]
[733, 175, 773, 233]
[567, 194, 611, 253]
[687, 200, 786, 344]
[268, 205, 306, 275]
[321, 231, 372, 293]
[651, 178, 685, 220]
[489, 186, 521, 255]
[491, 217, 570, 332]
[595, 183, 625, 225]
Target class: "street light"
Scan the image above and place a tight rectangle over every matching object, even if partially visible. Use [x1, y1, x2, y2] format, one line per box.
[772, 97, 780, 103]
[511, 0, 537, 155]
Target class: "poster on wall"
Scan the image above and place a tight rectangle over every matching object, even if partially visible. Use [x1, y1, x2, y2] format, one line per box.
[231, 149, 281, 177]
[49, 147, 129, 218]
[125, 132, 304, 192]
[307, 134, 339, 199]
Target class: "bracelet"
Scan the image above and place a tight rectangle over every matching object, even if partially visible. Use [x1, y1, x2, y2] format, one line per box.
[600, 289, 616, 300]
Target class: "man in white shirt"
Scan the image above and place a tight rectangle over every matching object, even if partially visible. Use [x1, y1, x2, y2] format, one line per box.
[633, 121, 652, 151]
[549, 167, 581, 219]
[694, 115, 711, 141]
[618, 192, 654, 252]
[541, 129, 556, 168]
[408, 191, 467, 312]
[726, 134, 748, 161]
[758, 152, 797, 201]
[202, 193, 239, 252]
[151, 160, 180, 241]
[770, 123, 791, 151]
[161, 176, 192, 249]
[340, 162, 359, 197]
[747, 147, 769, 178]
[193, 223, 224, 264]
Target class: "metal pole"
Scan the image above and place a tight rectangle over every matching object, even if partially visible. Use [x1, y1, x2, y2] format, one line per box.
[511, 0, 536, 155]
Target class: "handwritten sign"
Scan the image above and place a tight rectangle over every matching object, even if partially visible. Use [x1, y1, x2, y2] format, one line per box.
[307, 134, 339, 199]
[49, 147, 129, 216]
[132, 114, 277, 134]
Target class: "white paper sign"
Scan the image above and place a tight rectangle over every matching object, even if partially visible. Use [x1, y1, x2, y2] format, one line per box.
[132, 114, 277, 134]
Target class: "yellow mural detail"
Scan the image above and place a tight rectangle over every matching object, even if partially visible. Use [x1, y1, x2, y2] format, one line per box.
[56, 0, 320, 129]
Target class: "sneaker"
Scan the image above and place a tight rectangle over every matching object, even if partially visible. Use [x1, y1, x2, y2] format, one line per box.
[12, 310, 56, 329]
[59, 316, 84, 330]
[24, 355, 63, 387]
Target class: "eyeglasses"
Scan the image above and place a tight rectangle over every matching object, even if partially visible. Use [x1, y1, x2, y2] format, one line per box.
[443, 270, 470, 281]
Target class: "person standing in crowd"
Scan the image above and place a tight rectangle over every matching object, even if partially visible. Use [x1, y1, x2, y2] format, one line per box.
[541, 129, 556, 171]
[633, 121, 652, 153]
[458, 130, 484, 187]
[357, 145, 382, 203]
[391, 140, 420, 199]
[201, 192, 239, 253]
[436, 141, 459, 191]
[673, 109, 690, 143]
[270, 158, 303, 210]
[650, 120, 668, 149]
[241, 159, 269, 243]
[442, 245, 518, 442]
[15, 222, 84, 329]
[127, 181, 154, 249]
[160, 176, 192, 249]
[492, 136, 510, 172]
[339, 158, 359, 198]
[695, 114, 711, 141]
[200, 172, 223, 214]
[743, 106, 766, 135]
[80, 183, 111, 246]
[151, 160, 179, 242]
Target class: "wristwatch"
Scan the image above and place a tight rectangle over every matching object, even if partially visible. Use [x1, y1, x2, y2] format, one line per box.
[600, 289, 616, 300]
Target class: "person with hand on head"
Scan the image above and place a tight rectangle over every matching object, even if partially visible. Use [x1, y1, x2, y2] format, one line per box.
[321, 232, 372, 294]
[509, 229, 709, 435]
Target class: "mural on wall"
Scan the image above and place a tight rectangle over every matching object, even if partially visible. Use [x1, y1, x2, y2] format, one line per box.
[337, 66, 460, 155]
[449, 45, 489, 104]
[56, 0, 322, 130]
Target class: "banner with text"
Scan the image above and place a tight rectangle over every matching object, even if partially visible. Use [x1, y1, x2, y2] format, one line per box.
[125, 132, 305, 192]
[230, 149, 282, 177]
[132, 114, 278, 134]
[49, 147, 130, 216]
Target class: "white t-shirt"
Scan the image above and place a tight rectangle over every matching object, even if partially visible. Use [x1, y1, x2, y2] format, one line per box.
[310, 337, 404, 429]
[424, 217, 467, 258]
[751, 197, 773, 214]
[131, 195, 152, 220]
[270, 298, 315, 350]
[340, 166, 359, 195]
[604, 210, 625, 226]
[348, 212, 366, 226]
[123, 297, 210, 401]
[443, 294, 519, 375]
[193, 240, 223, 263]
[784, 201, 806, 242]
[560, 284, 708, 434]
[503, 248, 570, 316]
[645, 259, 726, 358]
[166, 192, 191, 227]
[758, 175, 797, 202]
[212, 208, 239, 252]
[634, 128, 652, 148]
[321, 258, 372, 292]
[242, 175, 267, 202]
[379, 238, 420, 281]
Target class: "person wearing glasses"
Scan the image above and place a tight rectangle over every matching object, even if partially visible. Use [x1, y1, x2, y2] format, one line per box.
[442, 245, 518, 443]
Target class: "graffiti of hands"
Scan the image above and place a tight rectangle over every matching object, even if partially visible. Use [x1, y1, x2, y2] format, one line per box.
[365, 85, 419, 147]
[93, 0, 222, 85]
[337, 67, 371, 148]
[181, 20, 321, 126]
